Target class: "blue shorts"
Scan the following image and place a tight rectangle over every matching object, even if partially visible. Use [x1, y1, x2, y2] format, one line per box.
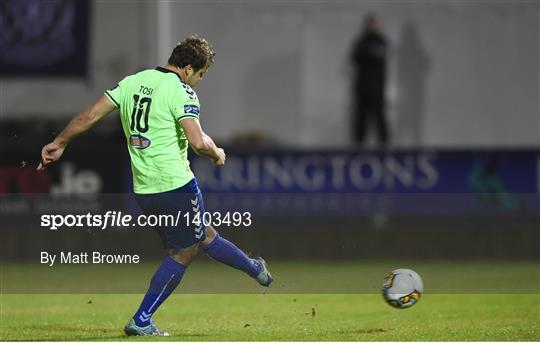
[134, 178, 206, 250]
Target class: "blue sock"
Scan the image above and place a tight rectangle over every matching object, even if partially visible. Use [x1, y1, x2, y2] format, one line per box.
[203, 234, 262, 277]
[133, 256, 186, 326]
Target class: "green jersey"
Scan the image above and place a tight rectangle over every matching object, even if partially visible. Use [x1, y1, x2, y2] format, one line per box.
[105, 67, 200, 194]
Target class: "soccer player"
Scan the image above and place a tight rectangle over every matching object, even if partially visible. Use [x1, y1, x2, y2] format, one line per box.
[37, 36, 273, 336]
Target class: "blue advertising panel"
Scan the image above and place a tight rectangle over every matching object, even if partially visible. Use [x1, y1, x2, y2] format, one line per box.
[187, 150, 540, 216]
[192, 150, 539, 194]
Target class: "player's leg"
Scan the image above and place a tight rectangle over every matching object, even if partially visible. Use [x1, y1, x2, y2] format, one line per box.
[354, 95, 369, 145]
[201, 226, 273, 286]
[373, 94, 388, 145]
[201, 226, 259, 276]
[127, 244, 198, 336]
[126, 181, 205, 336]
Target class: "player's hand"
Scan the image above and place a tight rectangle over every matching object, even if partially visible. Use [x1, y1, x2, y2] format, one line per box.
[37, 141, 65, 171]
[212, 148, 226, 166]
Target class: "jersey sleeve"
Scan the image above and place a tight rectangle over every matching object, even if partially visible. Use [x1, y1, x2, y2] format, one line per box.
[104, 81, 122, 108]
[170, 80, 201, 121]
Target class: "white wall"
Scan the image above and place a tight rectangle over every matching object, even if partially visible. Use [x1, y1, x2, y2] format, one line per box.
[301, 2, 540, 147]
[166, 1, 539, 148]
[1, 1, 538, 148]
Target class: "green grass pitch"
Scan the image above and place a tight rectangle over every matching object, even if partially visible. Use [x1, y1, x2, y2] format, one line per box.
[1, 260, 538, 341]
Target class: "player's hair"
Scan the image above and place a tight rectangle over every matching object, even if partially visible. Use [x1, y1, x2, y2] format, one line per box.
[168, 35, 216, 71]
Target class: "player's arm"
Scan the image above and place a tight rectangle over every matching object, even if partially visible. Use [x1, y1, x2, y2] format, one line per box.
[180, 118, 225, 166]
[37, 95, 117, 170]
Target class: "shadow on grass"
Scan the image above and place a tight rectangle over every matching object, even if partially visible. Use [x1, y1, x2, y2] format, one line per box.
[3, 322, 208, 340]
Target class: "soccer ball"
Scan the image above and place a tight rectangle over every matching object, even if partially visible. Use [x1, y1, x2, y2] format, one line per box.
[382, 269, 423, 309]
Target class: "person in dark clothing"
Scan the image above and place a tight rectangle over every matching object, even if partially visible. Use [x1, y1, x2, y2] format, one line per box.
[350, 15, 389, 146]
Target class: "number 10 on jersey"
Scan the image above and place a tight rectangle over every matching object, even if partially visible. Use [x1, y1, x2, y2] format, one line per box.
[131, 95, 152, 133]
